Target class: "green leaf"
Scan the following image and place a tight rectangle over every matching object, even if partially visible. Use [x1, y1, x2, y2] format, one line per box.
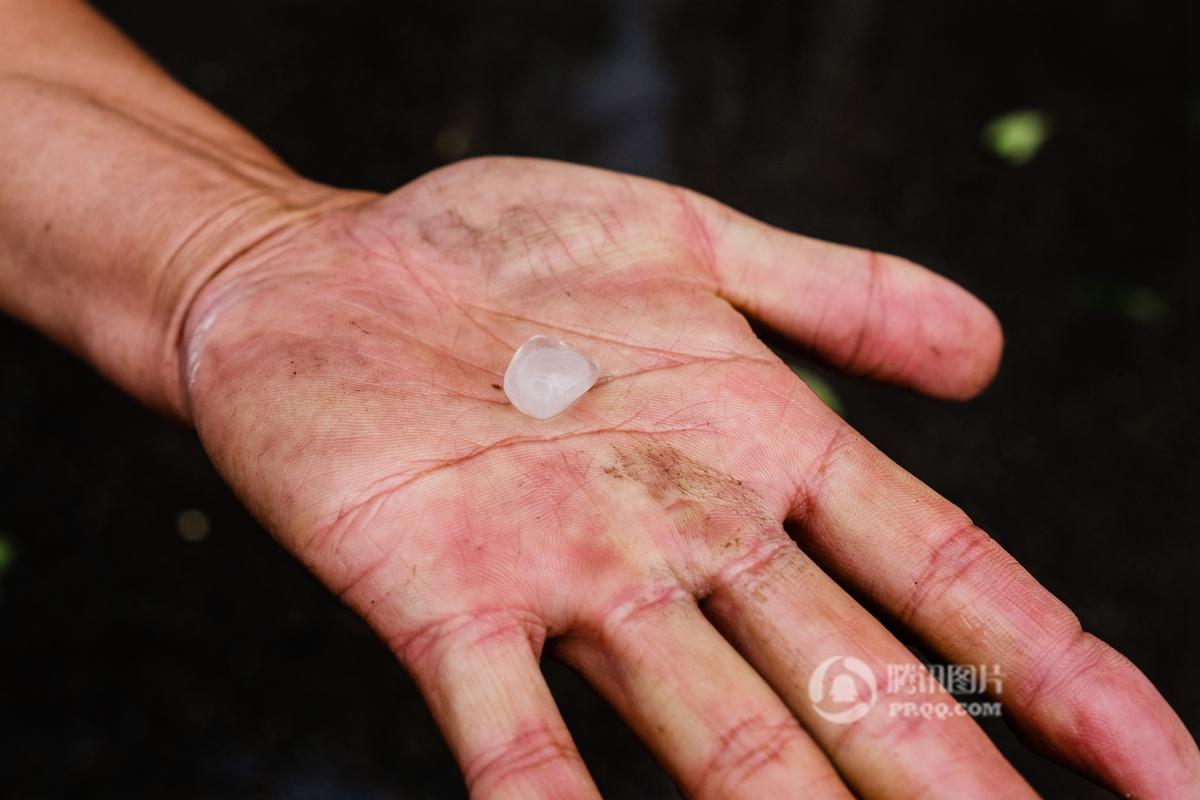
[176, 509, 210, 543]
[0, 535, 14, 575]
[982, 109, 1051, 165]
[1119, 286, 1169, 326]
[1069, 281, 1171, 327]
[788, 364, 844, 416]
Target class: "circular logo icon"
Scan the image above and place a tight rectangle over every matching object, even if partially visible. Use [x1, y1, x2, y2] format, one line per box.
[808, 655, 877, 724]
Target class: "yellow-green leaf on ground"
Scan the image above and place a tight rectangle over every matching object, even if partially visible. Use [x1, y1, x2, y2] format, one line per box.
[982, 109, 1051, 165]
[0, 535, 14, 575]
[788, 364, 843, 416]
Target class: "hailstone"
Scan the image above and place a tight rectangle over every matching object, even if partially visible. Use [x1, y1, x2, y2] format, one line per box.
[503, 335, 599, 420]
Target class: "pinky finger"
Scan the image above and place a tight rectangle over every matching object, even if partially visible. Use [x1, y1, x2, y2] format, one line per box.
[401, 612, 600, 800]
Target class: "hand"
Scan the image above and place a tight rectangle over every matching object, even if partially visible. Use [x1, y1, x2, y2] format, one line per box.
[181, 157, 1198, 799]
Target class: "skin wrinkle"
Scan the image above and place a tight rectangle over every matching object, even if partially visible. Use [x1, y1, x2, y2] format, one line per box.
[155, 186, 267, 320]
[336, 312, 501, 379]
[586, 205, 620, 246]
[670, 187, 723, 295]
[530, 205, 589, 275]
[175, 196, 374, 400]
[494, 226, 676, 304]
[427, 203, 549, 291]
[347, 217, 446, 312]
[1018, 627, 1093, 711]
[305, 425, 711, 554]
[501, 204, 625, 278]
[595, 583, 693, 639]
[661, 282, 705, 363]
[13, 75, 283, 186]
[461, 721, 585, 797]
[706, 538, 800, 601]
[693, 712, 800, 797]
[391, 606, 542, 674]
[463, 298, 741, 363]
[597, 353, 773, 389]
[341, 204, 743, 373]
[332, 523, 407, 602]
[324, 486, 395, 581]
[645, 394, 725, 431]
[896, 521, 1000, 628]
[520, 256, 671, 308]
[805, 274, 836, 368]
[864, 251, 894, 378]
[823, 672, 929, 760]
[206, 296, 508, 424]
[840, 248, 883, 377]
[786, 423, 861, 525]
[180, 199, 372, 404]
[449, 297, 517, 352]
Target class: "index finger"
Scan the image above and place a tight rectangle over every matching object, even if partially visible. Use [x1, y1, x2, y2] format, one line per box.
[785, 418, 1200, 798]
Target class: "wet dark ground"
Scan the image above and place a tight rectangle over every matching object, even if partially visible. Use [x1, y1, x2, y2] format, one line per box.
[1, 1, 1196, 797]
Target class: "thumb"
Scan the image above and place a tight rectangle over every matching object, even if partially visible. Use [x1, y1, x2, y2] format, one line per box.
[678, 191, 1003, 400]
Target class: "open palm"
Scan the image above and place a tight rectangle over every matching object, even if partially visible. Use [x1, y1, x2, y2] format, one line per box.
[181, 157, 1197, 799]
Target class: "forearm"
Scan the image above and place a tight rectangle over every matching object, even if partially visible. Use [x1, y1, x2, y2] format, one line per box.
[0, 0, 334, 419]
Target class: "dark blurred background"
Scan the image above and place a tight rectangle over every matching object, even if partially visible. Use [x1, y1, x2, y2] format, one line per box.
[1, 0, 1196, 797]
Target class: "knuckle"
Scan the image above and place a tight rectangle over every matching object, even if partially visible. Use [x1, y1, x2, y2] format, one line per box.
[790, 424, 862, 521]
[839, 248, 889, 374]
[897, 520, 1004, 627]
[826, 699, 927, 759]
[709, 536, 802, 599]
[1022, 628, 1100, 710]
[694, 712, 803, 795]
[593, 582, 693, 642]
[392, 608, 536, 674]
[462, 722, 583, 797]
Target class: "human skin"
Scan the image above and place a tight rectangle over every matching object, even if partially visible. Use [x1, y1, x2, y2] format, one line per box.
[1, 2, 1197, 798]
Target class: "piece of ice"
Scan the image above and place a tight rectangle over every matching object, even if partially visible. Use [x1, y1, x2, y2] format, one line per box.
[503, 335, 599, 420]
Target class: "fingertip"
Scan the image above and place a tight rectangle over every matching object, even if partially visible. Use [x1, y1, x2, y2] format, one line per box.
[853, 254, 1005, 401]
[932, 287, 1005, 401]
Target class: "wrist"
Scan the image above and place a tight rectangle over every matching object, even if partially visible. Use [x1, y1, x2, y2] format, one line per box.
[0, 74, 348, 421]
[154, 177, 361, 422]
